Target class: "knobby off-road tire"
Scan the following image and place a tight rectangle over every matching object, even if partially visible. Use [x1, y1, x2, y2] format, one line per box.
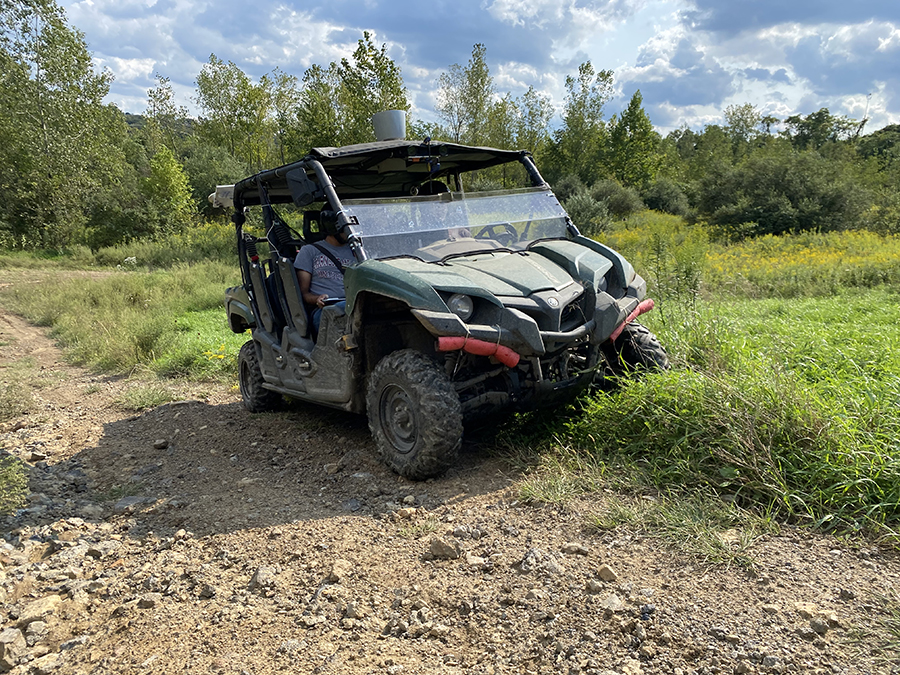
[238, 341, 282, 412]
[366, 349, 463, 480]
[605, 321, 670, 375]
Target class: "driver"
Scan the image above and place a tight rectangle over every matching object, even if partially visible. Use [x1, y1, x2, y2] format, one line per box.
[294, 212, 355, 334]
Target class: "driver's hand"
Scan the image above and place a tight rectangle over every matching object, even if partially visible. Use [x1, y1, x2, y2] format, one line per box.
[315, 294, 328, 308]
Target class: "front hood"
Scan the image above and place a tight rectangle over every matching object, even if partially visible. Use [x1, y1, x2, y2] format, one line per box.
[380, 251, 575, 298]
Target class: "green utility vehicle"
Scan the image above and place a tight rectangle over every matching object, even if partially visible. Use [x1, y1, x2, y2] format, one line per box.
[217, 133, 667, 479]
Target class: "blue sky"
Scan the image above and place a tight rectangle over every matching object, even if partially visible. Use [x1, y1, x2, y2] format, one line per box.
[59, 0, 900, 134]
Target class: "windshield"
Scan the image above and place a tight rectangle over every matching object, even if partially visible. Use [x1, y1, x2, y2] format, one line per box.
[344, 187, 569, 261]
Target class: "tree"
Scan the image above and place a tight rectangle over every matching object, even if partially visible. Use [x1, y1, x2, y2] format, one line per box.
[0, 0, 117, 247]
[145, 74, 189, 156]
[724, 103, 761, 158]
[607, 90, 660, 187]
[144, 147, 194, 233]
[545, 61, 613, 185]
[270, 68, 300, 164]
[290, 32, 408, 151]
[182, 138, 248, 216]
[435, 44, 494, 145]
[291, 63, 341, 150]
[195, 54, 275, 170]
[783, 108, 857, 150]
[515, 86, 553, 157]
[337, 32, 407, 144]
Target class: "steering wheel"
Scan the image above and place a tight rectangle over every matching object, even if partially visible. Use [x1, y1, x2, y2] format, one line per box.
[475, 222, 518, 247]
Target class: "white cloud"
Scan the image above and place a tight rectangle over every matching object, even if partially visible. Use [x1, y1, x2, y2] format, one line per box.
[59, 0, 900, 130]
[100, 56, 156, 82]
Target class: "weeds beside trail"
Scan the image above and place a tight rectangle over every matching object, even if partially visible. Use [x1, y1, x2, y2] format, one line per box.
[514, 216, 900, 543]
[0, 262, 244, 378]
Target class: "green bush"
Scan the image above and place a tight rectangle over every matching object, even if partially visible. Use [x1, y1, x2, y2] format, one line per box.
[552, 174, 587, 202]
[590, 179, 645, 218]
[563, 189, 609, 237]
[697, 150, 870, 238]
[641, 177, 690, 217]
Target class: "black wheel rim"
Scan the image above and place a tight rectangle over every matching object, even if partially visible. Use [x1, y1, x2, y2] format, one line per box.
[378, 383, 417, 454]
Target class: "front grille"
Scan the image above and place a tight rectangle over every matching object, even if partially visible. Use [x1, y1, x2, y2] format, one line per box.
[559, 299, 586, 332]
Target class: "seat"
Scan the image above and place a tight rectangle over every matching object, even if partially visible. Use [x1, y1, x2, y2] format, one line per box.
[275, 257, 309, 336]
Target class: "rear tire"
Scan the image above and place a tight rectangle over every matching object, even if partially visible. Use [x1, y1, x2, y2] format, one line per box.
[366, 350, 462, 480]
[238, 341, 282, 412]
[604, 321, 670, 375]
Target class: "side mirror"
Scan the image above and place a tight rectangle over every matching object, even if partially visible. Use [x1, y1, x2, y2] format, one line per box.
[286, 169, 321, 207]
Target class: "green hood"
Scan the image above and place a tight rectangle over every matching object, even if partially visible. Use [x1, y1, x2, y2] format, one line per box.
[382, 251, 574, 298]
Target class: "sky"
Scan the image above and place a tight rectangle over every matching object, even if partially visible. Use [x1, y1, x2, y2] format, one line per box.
[59, 0, 900, 135]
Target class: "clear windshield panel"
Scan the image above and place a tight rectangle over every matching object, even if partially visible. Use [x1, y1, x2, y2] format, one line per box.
[343, 187, 569, 261]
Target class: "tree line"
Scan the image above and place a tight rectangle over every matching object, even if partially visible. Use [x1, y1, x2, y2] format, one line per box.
[1, 0, 898, 250]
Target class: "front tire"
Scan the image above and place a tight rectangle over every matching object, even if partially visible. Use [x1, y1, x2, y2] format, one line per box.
[366, 350, 462, 480]
[604, 321, 670, 375]
[238, 341, 282, 412]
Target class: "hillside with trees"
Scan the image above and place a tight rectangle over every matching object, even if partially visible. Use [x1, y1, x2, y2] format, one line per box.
[2, 0, 898, 252]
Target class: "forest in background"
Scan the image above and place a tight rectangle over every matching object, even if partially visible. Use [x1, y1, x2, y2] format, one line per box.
[2, 0, 899, 252]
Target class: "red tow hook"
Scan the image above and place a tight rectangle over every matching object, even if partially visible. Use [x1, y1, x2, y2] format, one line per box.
[609, 298, 656, 342]
[437, 336, 521, 368]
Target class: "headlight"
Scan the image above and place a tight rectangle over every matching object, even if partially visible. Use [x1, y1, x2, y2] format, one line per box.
[447, 294, 474, 321]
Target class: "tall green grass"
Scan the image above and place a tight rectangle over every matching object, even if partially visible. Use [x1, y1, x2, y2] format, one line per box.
[523, 283, 900, 537]
[0, 261, 245, 377]
[91, 220, 236, 268]
[0, 220, 236, 271]
[506, 217, 900, 539]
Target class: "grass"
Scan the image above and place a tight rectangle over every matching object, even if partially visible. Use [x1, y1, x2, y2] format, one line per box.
[511, 289, 900, 540]
[115, 383, 179, 411]
[509, 220, 900, 545]
[586, 492, 777, 567]
[396, 516, 441, 539]
[0, 260, 246, 378]
[0, 454, 27, 514]
[705, 230, 900, 298]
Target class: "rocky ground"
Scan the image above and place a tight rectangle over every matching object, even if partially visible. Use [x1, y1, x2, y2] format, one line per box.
[0, 306, 898, 675]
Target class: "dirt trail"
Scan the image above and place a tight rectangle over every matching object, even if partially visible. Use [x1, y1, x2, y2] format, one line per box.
[0, 299, 898, 675]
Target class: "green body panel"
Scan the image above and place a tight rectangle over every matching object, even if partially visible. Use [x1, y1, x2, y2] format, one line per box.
[570, 235, 636, 289]
[225, 286, 255, 333]
[529, 240, 614, 291]
[446, 252, 573, 296]
[344, 260, 448, 314]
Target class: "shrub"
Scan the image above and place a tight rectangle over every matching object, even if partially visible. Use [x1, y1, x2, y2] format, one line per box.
[697, 150, 870, 238]
[563, 189, 609, 237]
[552, 174, 587, 202]
[590, 179, 645, 218]
[642, 178, 690, 217]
